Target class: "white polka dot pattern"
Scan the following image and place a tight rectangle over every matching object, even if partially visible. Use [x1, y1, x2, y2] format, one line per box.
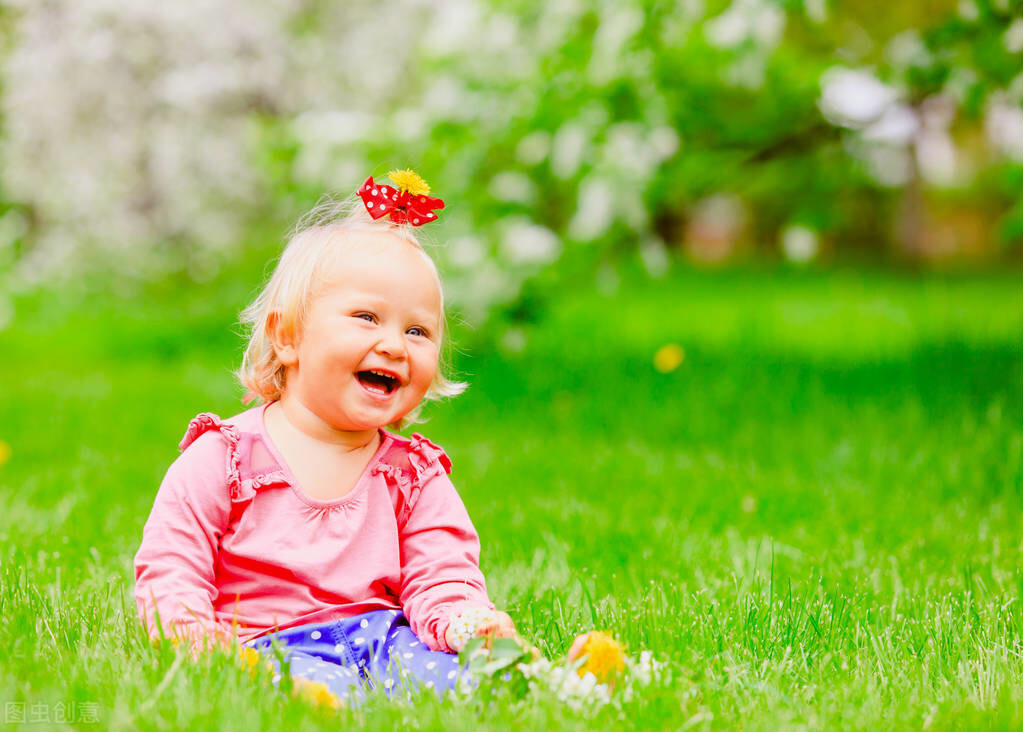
[246, 610, 468, 701]
[355, 174, 445, 226]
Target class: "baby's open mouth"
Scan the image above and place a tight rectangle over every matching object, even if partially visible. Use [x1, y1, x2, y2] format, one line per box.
[356, 370, 399, 395]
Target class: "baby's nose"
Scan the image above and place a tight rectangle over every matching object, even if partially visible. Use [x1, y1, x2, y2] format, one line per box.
[375, 327, 406, 358]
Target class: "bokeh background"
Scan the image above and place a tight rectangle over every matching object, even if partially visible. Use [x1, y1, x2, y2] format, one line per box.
[0, 1, 1021, 730]
[1, 0, 1022, 320]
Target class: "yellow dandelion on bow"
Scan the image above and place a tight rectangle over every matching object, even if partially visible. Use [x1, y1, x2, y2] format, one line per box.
[387, 168, 431, 196]
[577, 631, 627, 683]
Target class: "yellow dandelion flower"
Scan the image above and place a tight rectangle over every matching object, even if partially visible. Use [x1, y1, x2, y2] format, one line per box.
[577, 631, 626, 683]
[653, 343, 685, 373]
[293, 678, 343, 710]
[0, 440, 10, 466]
[238, 646, 262, 673]
[388, 168, 431, 196]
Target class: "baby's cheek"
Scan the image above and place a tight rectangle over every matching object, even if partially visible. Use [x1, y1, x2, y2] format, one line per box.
[416, 344, 440, 378]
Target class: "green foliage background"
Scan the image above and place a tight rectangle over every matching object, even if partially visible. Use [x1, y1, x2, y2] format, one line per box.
[256, 0, 1023, 273]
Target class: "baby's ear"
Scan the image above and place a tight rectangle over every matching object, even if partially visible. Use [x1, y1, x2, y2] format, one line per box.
[266, 311, 299, 367]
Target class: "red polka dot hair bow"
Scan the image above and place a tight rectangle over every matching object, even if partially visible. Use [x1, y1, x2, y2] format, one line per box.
[357, 168, 445, 226]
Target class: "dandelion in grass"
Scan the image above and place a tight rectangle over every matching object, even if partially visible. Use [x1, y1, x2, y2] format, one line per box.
[238, 646, 261, 669]
[653, 343, 685, 373]
[237, 646, 274, 678]
[0, 439, 10, 466]
[459, 630, 662, 715]
[573, 631, 627, 684]
[292, 679, 344, 710]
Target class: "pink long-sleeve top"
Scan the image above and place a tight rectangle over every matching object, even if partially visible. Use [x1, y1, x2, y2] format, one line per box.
[133, 404, 494, 652]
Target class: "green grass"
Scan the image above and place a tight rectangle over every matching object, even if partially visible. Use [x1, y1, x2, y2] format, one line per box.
[1, 261, 1021, 730]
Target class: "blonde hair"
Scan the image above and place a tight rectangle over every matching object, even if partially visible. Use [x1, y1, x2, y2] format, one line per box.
[237, 196, 466, 429]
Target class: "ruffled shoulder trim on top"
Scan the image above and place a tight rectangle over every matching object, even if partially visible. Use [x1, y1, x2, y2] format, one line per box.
[179, 412, 286, 505]
[408, 433, 453, 478]
[179, 412, 237, 453]
[371, 432, 452, 525]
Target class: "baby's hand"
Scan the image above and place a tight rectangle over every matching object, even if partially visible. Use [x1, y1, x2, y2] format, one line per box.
[475, 610, 516, 640]
[566, 632, 590, 662]
[446, 607, 519, 652]
[476, 611, 542, 660]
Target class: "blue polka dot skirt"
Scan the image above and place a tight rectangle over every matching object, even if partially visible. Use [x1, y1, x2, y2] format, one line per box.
[245, 609, 466, 701]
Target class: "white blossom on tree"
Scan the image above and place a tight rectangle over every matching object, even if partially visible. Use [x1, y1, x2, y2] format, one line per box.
[1, 0, 301, 284]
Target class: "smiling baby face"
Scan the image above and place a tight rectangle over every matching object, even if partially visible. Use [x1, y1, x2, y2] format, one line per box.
[274, 229, 443, 434]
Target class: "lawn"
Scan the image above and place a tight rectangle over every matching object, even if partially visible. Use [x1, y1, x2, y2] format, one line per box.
[1, 259, 1021, 730]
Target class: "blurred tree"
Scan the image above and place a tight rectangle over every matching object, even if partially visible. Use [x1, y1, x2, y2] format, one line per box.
[813, 0, 1023, 258]
[0, 1, 294, 287]
[0, 0, 1021, 327]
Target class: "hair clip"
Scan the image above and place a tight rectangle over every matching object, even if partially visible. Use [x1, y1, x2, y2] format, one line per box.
[357, 169, 445, 226]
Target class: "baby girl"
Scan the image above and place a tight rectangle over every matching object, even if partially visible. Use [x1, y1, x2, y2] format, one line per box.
[134, 170, 515, 700]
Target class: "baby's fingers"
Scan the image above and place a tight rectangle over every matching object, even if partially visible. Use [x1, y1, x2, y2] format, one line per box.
[476, 611, 515, 638]
[567, 632, 590, 662]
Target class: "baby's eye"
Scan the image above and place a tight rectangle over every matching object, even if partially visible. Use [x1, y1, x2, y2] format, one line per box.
[406, 326, 428, 337]
[353, 312, 376, 323]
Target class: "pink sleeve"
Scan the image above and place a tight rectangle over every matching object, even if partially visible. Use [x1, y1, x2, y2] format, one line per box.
[398, 470, 494, 652]
[133, 429, 235, 647]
